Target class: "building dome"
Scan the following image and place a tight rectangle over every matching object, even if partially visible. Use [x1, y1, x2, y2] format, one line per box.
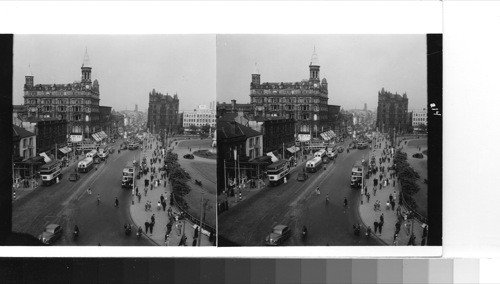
[310, 47, 319, 66]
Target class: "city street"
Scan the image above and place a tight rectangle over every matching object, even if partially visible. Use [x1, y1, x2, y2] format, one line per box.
[218, 143, 380, 246]
[12, 139, 151, 246]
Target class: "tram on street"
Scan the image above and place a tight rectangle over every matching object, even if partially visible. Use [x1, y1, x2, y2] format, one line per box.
[122, 161, 138, 188]
[350, 161, 364, 189]
[267, 160, 290, 187]
[98, 145, 110, 160]
[40, 160, 63, 186]
[78, 157, 94, 173]
[86, 149, 100, 164]
[327, 146, 338, 159]
[306, 157, 323, 173]
[314, 149, 327, 159]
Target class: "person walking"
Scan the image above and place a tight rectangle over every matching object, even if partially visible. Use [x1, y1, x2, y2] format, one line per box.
[366, 192, 371, 203]
[137, 192, 142, 203]
[395, 220, 401, 234]
[373, 187, 377, 196]
[145, 221, 150, 234]
[373, 220, 379, 235]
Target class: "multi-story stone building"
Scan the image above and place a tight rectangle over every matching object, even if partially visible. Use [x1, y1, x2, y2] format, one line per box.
[411, 108, 428, 132]
[376, 88, 409, 134]
[183, 105, 216, 129]
[23, 50, 102, 140]
[146, 89, 179, 135]
[250, 49, 329, 138]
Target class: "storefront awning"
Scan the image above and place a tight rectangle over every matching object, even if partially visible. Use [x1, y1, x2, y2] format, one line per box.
[39, 152, 51, 163]
[287, 146, 300, 153]
[266, 152, 279, 163]
[92, 133, 102, 142]
[58, 146, 72, 154]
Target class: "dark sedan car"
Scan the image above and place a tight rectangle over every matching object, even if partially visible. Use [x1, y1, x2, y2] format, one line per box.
[265, 225, 291, 246]
[69, 173, 80, 182]
[183, 154, 194, 159]
[38, 224, 63, 245]
[297, 172, 308, 181]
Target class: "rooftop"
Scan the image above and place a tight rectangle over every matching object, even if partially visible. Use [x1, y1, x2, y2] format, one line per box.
[13, 125, 35, 139]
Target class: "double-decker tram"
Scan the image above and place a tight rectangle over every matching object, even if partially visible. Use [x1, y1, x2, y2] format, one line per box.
[267, 160, 290, 187]
[40, 160, 62, 186]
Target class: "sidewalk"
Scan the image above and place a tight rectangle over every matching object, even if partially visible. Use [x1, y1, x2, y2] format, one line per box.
[357, 134, 426, 246]
[128, 136, 214, 246]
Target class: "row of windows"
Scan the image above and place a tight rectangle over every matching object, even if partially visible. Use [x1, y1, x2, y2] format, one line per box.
[184, 119, 215, 123]
[413, 117, 427, 122]
[252, 97, 323, 104]
[26, 98, 95, 105]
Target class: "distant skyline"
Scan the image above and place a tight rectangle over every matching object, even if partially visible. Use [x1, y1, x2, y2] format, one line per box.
[13, 35, 215, 112]
[217, 35, 428, 111]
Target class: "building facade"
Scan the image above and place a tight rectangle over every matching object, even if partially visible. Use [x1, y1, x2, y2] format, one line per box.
[183, 105, 216, 129]
[250, 50, 329, 137]
[412, 108, 427, 127]
[146, 89, 179, 135]
[20, 117, 67, 156]
[216, 99, 253, 118]
[376, 88, 409, 134]
[23, 50, 101, 139]
[247, 116, 295, 155]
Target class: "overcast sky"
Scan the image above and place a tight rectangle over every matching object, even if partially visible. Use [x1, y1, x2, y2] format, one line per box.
[13, 35, 215, 112]
[217, 35, 428, 111]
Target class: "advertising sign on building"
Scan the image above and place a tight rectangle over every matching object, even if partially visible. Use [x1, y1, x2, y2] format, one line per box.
[70, 134, 83, 143]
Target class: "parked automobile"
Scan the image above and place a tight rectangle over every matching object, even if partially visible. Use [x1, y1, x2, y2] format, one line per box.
[38, 224, 63, 245]
[265, 225, 291, 246]
[297, 172, 308, 182]
[337, 146, 344, 153]
[183, 154, 194, 159]
[69, 173, 80, 182]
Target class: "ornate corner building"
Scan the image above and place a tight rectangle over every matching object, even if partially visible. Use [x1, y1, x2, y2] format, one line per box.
[376, 88, 410, 134]
[249, 49, 329, 137]
[23, 50, 101, 139]
[146, 89, 179, 135]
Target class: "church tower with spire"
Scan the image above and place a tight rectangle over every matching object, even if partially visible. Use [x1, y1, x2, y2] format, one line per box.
[309, 46, 320, 83]
[81, 48, 92, 83]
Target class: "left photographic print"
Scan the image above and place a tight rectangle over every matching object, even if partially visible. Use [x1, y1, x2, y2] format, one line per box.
[11, 35, 217, 246]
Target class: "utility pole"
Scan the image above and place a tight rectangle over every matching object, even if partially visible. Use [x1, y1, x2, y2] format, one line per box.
[198, 191, 204, 246]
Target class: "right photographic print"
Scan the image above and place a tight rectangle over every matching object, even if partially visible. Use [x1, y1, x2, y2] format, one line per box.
[216, 35, 442, 247]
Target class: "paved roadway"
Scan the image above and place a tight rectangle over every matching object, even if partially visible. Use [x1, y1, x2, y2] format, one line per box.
[218, 145, 382, 246]
[12, 139, 151, 246]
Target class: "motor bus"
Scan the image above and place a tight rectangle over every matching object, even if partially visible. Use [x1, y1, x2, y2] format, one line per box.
[86, 149, 100, 164]
[306, 157, 323, 173]
[40, 160, 62, 186]
[98, 145, 110, 160]
[350, 162, 364, 189]
[266, 160, 290, 187]
[78, 157, 94, 173]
